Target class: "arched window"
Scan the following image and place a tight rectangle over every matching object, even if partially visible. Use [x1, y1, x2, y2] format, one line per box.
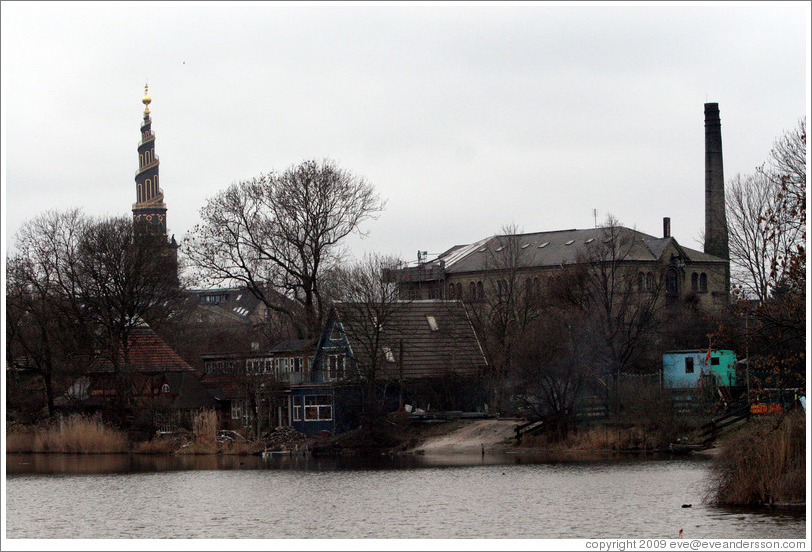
[137, 183, 142, 203]
[456, 283, 462, 299]
[638, 272, 646, 291]
[448, 284, 456, 299]
[497, 279, 507, 297]
[476, 281, 484, 300]
[469, 282, 476, 300]
[533, 278, 540, 296]
[646, 272, 655, 292]
[699, 273, 708, 292]
[691, 273, 699, 291]
[665, 268, 679, 297]
[161, 383, 170, 394]
[525, 278, 533, 298]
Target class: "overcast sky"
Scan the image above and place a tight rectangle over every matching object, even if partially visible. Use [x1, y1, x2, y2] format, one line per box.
[2, 1, 809, 270]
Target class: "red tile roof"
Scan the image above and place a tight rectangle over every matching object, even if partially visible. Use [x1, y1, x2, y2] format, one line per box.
[90, 326, 195, 374]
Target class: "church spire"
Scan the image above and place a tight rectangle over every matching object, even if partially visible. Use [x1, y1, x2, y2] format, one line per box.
[133, 82, 167, 239]
[132, 84, 179, 287]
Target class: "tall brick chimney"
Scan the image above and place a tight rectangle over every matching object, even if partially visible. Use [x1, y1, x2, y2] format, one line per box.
[704, 102, 730, 292]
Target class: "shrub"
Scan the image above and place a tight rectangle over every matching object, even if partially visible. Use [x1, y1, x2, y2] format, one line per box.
[708, 410, 806, 506]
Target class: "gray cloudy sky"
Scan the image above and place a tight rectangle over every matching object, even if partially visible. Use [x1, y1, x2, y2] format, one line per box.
[2, 1, 809, 267]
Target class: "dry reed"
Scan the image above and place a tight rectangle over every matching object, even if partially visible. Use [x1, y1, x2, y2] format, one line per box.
[709, 410, 806, 506]
[6, 415, 129, 454]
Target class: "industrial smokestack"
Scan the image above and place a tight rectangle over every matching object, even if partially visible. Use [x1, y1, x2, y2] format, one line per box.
[663, 217, 671, 238]
[704, 102, 730, 292]
[704, 103, 729, 259]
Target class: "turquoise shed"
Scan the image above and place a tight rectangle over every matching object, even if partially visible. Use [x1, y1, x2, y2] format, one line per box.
[662, 349, 737, 389]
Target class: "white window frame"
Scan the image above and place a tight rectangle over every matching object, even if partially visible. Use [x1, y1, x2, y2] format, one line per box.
[327, 355, 345, 381]
[292, 396, 302, 421]
[304, 395, 333, 421]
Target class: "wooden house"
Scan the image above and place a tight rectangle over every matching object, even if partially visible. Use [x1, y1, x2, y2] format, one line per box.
[288, 300, 488, 435]
[662, 349, 737, 389]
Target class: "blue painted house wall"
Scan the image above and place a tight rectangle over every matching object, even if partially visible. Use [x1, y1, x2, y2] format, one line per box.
[662, 349, 737, 389]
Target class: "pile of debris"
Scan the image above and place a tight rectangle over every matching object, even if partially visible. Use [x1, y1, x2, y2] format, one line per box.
[263, 426, 308, 449]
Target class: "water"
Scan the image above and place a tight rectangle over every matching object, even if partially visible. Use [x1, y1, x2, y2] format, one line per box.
[4, 452, 806, 539]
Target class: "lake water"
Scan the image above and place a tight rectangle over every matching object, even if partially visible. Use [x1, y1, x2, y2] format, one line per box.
[4, 452, 806, 540]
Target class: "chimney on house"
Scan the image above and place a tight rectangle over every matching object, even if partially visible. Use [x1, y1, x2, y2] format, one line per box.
[663, 217, 671, 238]
[704, 102, 730, 292]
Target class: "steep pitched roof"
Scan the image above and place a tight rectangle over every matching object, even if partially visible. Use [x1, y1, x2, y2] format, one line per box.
[423, 227, 726, 274]
[329, 300, 487, 380]
[90, 326, 196, 374]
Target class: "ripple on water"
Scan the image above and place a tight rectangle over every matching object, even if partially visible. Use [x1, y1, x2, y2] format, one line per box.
[4, 454, 806, 539]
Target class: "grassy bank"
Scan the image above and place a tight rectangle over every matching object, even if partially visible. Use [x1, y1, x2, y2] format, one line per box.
[708, 411, 805, 507]
[6, 415, 129, 454]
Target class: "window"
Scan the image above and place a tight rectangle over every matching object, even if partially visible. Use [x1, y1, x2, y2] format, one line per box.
[699, 273, 708, 293]
[469, 282, 476, 300]
[665, 268, 679, 297]
[685, 357, 694, 374]
[161, 383, 170, 393]
[497, 279, 507, 297]
[291, 357, 303, 373]
[304, 395, 333, 421]
[426, 315, 439, 331]
[292, 396, 302, 421]
[710, 357, 720, 366]
[456, 283, 462, 299]
[382, 346, 396, 362]
[328, 355, 345, 381]
[476, 281, 484, 300]
[691, 273, 699, 291]
[231, 400, 244, 420]
[646, 272, 655, 291]
[277, 358, 290, 375]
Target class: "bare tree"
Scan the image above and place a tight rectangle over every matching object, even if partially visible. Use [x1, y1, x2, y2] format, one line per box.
[7, 210, 182, 423]
[75, 216, 182, 419]
[464, 224, 543, 411]
[184, 159, 385, 339]
[513, 304, 598, 442]
[567, 217, 663, 411]
[726, 172, 801, 301]
[6, 210, 94, 418]
[330, 253, 407, 426]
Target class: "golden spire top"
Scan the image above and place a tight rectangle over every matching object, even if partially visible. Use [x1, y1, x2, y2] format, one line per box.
[142, 82, 151, 115]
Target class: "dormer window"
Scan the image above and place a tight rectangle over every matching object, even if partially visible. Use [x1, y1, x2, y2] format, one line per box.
[161, 383, 170, 393]
[426, 315, 439, 331]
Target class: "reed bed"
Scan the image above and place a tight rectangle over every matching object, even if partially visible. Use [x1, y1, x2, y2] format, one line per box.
[6, 415, 129, 454]
[709, 410, 806, 506]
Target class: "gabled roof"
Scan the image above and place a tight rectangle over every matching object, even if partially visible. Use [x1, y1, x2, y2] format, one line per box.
[328, 300, 487, 380]
[163, 371, 217, 409]
[422, 227, 726, 274]
[90, 326, 196, 374]
[269, 339, 317, 353]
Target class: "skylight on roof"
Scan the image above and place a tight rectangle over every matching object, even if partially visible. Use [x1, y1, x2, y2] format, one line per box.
[565, 239, 575, 245]
[521, 243, 531, 249]
[538, 242, 549, 248]
[585, 238, 594, 244]
[478, 248, 487, 253]
[495, 246, 505, 252]
[426, 315, 439, 331]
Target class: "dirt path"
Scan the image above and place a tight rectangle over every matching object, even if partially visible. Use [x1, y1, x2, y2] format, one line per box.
[410, 418, 521, 454]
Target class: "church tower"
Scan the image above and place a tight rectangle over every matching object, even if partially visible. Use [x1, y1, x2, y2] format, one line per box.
[133, 84, 179, 284]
